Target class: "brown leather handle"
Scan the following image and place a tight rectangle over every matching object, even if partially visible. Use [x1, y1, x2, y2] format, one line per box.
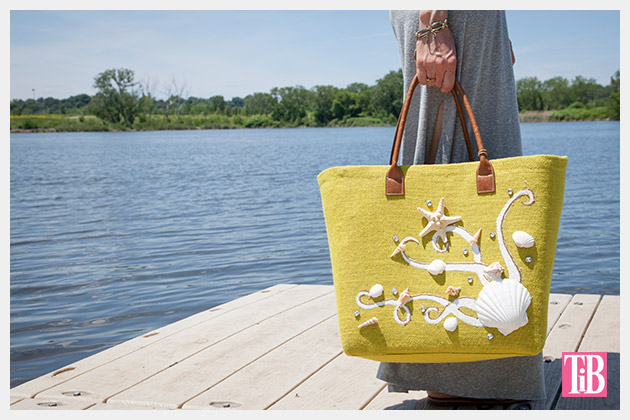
[386, 75, 495, 196]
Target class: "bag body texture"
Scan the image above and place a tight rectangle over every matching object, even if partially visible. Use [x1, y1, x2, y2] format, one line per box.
[318, 76, 567, 363]
[318, 155, 566, 363]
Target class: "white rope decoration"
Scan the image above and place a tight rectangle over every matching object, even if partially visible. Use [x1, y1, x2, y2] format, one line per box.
[356, 189, 537, 330]
[356, 291, 482, 327]
[398, 236, 490, 287]
[494, 189, 535, 283]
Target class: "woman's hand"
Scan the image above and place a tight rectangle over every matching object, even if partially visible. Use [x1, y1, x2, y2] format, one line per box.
[415, 10, 457, 93]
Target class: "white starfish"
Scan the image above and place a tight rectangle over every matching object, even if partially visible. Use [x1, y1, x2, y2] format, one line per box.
[417, 197, 462, 244]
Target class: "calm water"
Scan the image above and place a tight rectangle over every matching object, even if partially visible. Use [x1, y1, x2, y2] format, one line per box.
[10, 122, 619, 387]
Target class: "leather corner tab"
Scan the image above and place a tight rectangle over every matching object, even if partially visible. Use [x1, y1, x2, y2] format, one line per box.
[476, 173, 495, 194]
[386, 164, 405, 196]
[386, 176, 404, 196]
[476, 160, 495, 194]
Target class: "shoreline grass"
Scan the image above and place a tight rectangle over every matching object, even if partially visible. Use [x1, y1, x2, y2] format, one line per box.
[11, 111, 613, 133]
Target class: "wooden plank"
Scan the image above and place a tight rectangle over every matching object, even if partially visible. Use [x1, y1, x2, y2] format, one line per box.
[547, 294, 572, 335]
[10, 397, 95, 410]
[363, 388, 429, 410]
[182, 316, 343, 410]
[554, 352, 620, 410]
[106, 292, 337, 409]
[542, 294, 601, 360]
[578, 295, 620, 353]
[10, 283, 298, 398]
[531, 294, 602, 410]
[32, 285, 333, 405]
[268, 353, 384, 410]
[552, 295, 620, 410]
[10, 397, 24, 406]
[88, 402, 173, 410]
[11, 288, 619, 411]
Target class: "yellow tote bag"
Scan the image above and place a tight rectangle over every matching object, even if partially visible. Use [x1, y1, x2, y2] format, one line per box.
[318, 76, 567, 363]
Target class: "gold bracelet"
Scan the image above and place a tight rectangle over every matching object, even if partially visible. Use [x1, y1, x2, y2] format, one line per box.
[415, 18, 449, 40]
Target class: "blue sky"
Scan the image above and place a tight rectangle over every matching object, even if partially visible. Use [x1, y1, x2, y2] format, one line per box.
[9, 9, 620, 101]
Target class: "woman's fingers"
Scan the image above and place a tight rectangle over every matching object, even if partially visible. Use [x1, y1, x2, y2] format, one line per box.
[415, 28, 457, 90]
[441, 67, 456, 92]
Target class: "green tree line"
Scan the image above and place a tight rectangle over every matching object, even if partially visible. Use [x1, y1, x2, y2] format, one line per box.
[517, 71, 619, 120]
[11, 68, 403, 130]
[11, 68, 620, 131]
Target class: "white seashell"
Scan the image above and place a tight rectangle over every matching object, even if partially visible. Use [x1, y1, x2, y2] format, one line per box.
[428, 259, 446, 275]
[444, 317, 458, 332]
[369, 284, 384, 298]
[470, 228, 483, 246]
[390, 243, 406, 258]
[512, 231, 535, 248]
[358, 317, 379, 329]
[397, 288, 411, 307]
[484, 262, 505, 279]
[475, 279, 532, 336]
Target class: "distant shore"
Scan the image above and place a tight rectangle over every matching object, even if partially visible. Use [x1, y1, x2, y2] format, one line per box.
[10, 111, 614, 134]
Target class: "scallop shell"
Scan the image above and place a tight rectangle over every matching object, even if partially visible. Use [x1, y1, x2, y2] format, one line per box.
[358, 317, 379, 329]
[396, 288, 411, 307]
[444, 317, 458, 332]
[512, 231, 535, 248]
[475, 279, 532, 336]
[369, 284, 384, 298]
[428, 259, 446, 275]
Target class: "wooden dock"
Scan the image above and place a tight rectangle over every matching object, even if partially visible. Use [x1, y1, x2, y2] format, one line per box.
[10, 284, 619, 410]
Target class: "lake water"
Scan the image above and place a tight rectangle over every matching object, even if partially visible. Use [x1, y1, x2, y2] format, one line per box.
[10, 122, 620, 387]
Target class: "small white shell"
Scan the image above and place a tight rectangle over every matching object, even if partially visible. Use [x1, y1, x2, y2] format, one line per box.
[444, 317, 458, 332]
[427, 259, 446, 275]
[484, 262, 505, 279]
[358, 317, 379, 329]
[476, 279, 532, 336]
[369, 284, 384, 298]
[470, 228, 483, 246]
[512, 231, 535, 248]
[397, 288, 411, 307]
[390, 243, 406, 258]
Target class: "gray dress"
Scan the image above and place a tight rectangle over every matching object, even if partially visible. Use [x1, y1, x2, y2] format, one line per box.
[377, 10, 545, 401]
[391, 10, 522, 164]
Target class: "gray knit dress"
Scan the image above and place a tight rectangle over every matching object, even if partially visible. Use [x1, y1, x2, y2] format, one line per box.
[377, 10, 545, 401]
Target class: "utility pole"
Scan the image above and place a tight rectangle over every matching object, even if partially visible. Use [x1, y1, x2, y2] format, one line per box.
[32, 88, 35, 100]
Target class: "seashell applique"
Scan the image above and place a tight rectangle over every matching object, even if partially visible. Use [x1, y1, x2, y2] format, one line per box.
[444, 317, 458, 332]
[512, 230, 535, 249]
[470, 228, 483, 246]
[358, 317, 379, 329]
[484, 262, 505, 279]
[369, 284, 384, 299]
[396, 288, 411, 307]
[428, 259, 446, 276]
[390, 243, 406, 258]
[475, 279, 532, 336]
[445, 285, 461, 297]
[417, 197, 462, 244]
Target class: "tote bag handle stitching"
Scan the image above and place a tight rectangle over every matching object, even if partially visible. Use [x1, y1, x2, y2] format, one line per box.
[386, 75, 496, 196]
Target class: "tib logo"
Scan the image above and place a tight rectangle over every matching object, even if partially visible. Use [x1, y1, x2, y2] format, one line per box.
[562, 352, 607, 397]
